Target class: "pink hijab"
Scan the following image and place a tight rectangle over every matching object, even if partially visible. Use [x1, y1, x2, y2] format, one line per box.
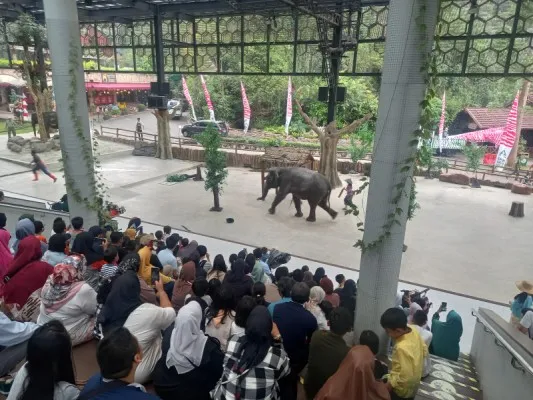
[0, 229, 13, 279]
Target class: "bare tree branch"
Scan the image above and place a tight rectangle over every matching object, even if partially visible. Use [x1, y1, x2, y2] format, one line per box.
[294, 98, 324, 138]
[336, 113, 373, 136]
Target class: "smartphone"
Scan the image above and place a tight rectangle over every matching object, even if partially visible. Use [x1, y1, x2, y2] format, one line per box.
[441, 302, 447, 311]
[151, 267, 160, 284]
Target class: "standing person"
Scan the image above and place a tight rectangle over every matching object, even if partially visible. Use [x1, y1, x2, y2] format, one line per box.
[153, 301, 224, 400]
[0, 213, 13, 278]
[273, 282, 318, 400]
[510, 280, 533, 328]
[320, 276, 340, 308]
[314, 346, 390, 400]
[29, 150, 57, 182]
[430, 307, 463, 362]
[31, 112, 38, 137]
[135, 117, 144, 141]
[338, 279, 357, 316]
[412, 310, 432, 377]
[304, 307, 352, 399]
[7, 320, 80, 400]
[79, 327, 159, 399]
[338, 178, 355, 210]
[5, 117, 16, 138]
[212, 306, 291, 400]
[380, 307, 426, 400]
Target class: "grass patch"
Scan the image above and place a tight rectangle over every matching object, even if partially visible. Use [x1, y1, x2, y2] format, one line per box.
[0, 120, 35, 135]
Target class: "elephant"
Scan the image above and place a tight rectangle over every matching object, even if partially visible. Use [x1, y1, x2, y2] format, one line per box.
[257, 167, 338, 222]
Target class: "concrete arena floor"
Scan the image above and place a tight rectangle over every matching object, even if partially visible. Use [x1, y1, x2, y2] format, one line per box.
[1, 152, 531, 305]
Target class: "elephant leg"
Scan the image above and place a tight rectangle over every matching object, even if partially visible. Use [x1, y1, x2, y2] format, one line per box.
[293, 196, 303, 217]
[307, 201, 317, 222]
[269, 190, 289, 215]
[318, 196, 338, 220]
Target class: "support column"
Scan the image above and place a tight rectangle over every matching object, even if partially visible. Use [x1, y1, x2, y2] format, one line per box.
[326, 22, 341, 124]
[354, 0, 438, 353]
[153, 7, 165, 91]
[43, 0, 98, 227]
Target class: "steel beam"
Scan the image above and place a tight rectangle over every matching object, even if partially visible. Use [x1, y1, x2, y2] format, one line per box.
[277, 0, 340, 26]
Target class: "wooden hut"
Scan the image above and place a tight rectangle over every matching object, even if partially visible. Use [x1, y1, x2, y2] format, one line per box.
[260, 148, 315, 193]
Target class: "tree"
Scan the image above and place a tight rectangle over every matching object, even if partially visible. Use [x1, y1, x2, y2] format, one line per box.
[197, 124, 228, 211]
[348, 122, 374, 163]
[10, 14, 53, 141]
[295, 98, 372, 187]
[153, 109, 173, 159]
[462, 143, 486, 187]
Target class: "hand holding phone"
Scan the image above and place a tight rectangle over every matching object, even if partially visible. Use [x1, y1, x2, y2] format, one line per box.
[151, 267, 160, 285]
[440, 302, 447, 312]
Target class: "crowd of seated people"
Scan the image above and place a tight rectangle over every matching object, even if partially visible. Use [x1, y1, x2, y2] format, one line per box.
[0, 212, 485, 400]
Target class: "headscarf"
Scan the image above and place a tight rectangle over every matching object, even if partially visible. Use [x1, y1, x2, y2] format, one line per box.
[40, 263, 84, 313]
[117, 253, 141, 274]
[235, 306, 273, 373]
[3, 235, 43, 282]
[313, 267, 326, 285]
[166, 300, 208, 374]
[128, 217, 141, 230]
[251, 261, 265, 284]
[72, 232, 104, 266]
[177, 240, 199, 260]
[171, 261, 196, 311]
[98, 271, 142, 335]
[338, 279, 357, 314]
[303, 271, 316, 287]
[395, 292, 403, 308]
[48, 234, 69, 253]
[320, 276, 334, 294]
[315, 345, 390, 400]
[430, 310, 463, 361]
[309, 286, 326, 305]
[407, 302, 422, 324]
[0, 228, 12, 278]
[226, 258, 246, 283]
[88, 225, 104, 238]
[12, 218, 37, 253]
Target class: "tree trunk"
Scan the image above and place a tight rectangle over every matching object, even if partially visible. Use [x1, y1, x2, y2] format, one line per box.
[154, 109, 173, 159]
[211, 186, 222, 212]
[22, 47, 49, 141]
[507, 80, 531, 167]
[319, 130, 342, 188]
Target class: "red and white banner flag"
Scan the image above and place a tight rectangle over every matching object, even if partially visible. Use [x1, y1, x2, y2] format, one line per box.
[284, 77, 292, 136]
[438, 91, 446, 153]
[182, 76, 196, 122]
[240, 81, 251, 134]
[200, 75, 215, 121]
[495, 91, 520, 168]
[452, 126, 504, 144]
[22, 93, 29, 122]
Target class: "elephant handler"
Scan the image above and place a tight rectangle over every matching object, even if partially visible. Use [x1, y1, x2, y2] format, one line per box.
[338, 178, 355, 210]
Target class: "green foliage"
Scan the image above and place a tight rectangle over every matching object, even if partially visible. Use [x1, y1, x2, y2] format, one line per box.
[348, 123, 374, 162]
[120, 109, 128, 116]
[166, 174, 189, 183]
[103, 113, 111, 121]
[110, 108, 121, 116]
[407, 181, 420, 220]
[137, 104, 146, 111]
[462, 143, 486, 177]
[197, 124, 228, 193]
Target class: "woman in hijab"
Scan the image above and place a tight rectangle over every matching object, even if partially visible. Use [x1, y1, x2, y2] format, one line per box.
[339, 279, 357, 316]
[12, 218, 47, 254]
[41, 233, 69, 267]
[314, 345, 390, 400]
[38, 261, 97, 346]
[71, 231, 105, 270]
[0, 213, 12, 278]
[125, 217, 142, 240]
[97, 271, 142, 336]
[313, 267, 326, 285]
[0, 236, 53, 309]
[305, 286, 330, 330]
[223, 258, 253, 302]
[171, 260, 196, 312]
[320, 276, 340, 308]
[303, 270, 317, 288]
[153, 301, 224, 400]
[430, 309, 463, 361]
[212, 306, 290, 400]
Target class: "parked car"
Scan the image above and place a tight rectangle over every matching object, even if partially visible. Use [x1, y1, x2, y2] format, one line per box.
[167, 99, 183, 119]
[181, 120, 229, 137]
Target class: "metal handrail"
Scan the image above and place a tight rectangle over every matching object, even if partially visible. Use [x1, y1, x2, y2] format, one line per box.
[471, 308, 533, 376]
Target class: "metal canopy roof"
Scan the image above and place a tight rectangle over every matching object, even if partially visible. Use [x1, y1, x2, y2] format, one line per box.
[0, 0, 389, 22]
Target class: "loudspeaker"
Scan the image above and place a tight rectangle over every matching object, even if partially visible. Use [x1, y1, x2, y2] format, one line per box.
[147, 95, 168, 109]
[336, 86, 346, 102]
[317, 86, 346, 102]
[318, 87, 328, 101]
[150, 82, 170, 96]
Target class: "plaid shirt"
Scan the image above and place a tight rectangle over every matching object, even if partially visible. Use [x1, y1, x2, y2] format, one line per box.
[212, 335, 290, 400]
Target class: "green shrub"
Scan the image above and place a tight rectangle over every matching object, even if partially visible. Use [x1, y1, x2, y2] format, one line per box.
[120, 109, 128, 116]
[103, 113, 111, 121]
[137, 104, 146, 111]
[111, 109, 121, 116]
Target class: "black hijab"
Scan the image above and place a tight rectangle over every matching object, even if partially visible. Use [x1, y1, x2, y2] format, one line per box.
[223, 259, 252, 302]
[88, 225, 104, 238]
[226, 258, 246, 282]
[235, 306, 273, 372]
[48, 233, 69, 253]
[313, 267, 326, 285]
[72, 231, 103, 266]
[339, 279, 357, 314]
[98, 271, 141, 335]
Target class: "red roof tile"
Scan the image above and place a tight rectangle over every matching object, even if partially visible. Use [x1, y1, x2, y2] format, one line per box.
[464, 108, 533, 130]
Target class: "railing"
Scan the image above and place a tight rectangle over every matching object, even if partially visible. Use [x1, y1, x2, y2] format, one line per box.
[435, 156, 531, 182]
[472, 308, 533, 377]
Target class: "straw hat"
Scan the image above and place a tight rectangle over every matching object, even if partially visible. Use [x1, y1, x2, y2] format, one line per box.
[516, 280, 533, 295]
[139, 233, 156, 246]
[345, 178, 353, 185]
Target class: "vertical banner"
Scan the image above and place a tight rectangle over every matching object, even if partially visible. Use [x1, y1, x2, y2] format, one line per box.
[284, 77, 293, 136]
[438, 91, 446, 153]
[200, 75, 215, 121]
[240, 81, 251, 134]
[495, 91, 520, 168]
[182, 76, 197, 122]
[22, 93, 29, 122]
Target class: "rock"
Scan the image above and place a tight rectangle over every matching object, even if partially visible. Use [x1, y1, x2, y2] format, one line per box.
[8, 143, 22, 153]
[511, 183, 531, 195]
[31, 142, 49, 153]
[51, 139, 61, 151]
[132, 143, 156, 157]
[439, 173, 470, 186]
[52, 134, 60, 140]
[8, 136, 26, 146]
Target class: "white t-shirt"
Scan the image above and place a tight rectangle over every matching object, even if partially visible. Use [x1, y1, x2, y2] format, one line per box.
[414, 325, 433, 377]
[38, 283, 98, 346]
[123, 303, 176, 384]
[7, 363, 80, 400]
[520, 310, 533, 339]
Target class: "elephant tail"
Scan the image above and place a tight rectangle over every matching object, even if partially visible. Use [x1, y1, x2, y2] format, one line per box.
[326, 188, 332, 208]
